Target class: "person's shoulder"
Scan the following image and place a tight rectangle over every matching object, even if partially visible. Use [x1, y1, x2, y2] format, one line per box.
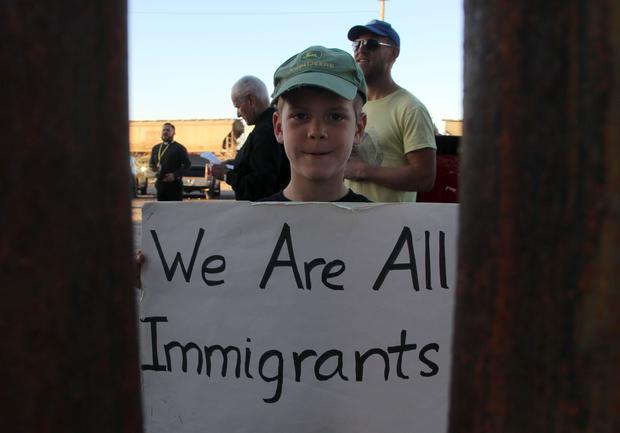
[251, 110, 279, 145]
[255, 108, 276, 129]
[368, 88, 424, 113]
[391, 87, 426, 108]
[261, 106, 276, 117]
[173, 141, 189, 151]
[387, 88, 432, 123]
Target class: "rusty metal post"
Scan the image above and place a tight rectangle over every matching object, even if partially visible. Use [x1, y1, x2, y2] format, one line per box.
[1, 1, 143, 432]
[449, 0, 620, 432]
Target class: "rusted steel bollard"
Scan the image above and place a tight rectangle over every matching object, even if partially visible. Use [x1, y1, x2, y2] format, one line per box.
[449, 1, 620, 433]
[0, 1, 143, 432]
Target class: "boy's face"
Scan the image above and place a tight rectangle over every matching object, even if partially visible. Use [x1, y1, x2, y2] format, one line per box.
[273, 87, 366, 183]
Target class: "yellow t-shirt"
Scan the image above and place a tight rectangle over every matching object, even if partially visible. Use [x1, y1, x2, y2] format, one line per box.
[346, 88, 436, 202]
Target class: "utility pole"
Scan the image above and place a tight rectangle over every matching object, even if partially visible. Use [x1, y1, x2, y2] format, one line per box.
[379, 0, 388, 20]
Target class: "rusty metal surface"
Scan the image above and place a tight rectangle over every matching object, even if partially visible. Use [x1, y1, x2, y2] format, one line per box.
[449, 0, 620, 432]
[1, 1, 142, 432]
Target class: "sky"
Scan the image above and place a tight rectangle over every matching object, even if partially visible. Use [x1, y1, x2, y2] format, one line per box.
[128, 0, 463, 131]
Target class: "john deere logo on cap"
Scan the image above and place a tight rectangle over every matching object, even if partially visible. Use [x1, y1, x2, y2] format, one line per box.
[302, 50, 323, 60]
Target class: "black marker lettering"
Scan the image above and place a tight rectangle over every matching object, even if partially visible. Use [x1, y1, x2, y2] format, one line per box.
[387, 329, 417, 379]
[425, 231, 432, 290]
[164, 341, 203, 373]
[259, 350, 284, 403]
[315, 350, 349, 381]
[373, 227, 420, 291]
[204, 345, 242, 377]
[244, 338, 253, 378]
[322, 260, 345, 290]
[260, 223, 303, 289]
[304, 259, 326, 290]
[140, 316, 168, 371]
[201, 254, 226, 286]
[440, 231, 449, 289]
[419, 343, 440, 377]
[151, 228, 204, 282]
[293, 349, 318, 381]
[355, 348, 390, 381]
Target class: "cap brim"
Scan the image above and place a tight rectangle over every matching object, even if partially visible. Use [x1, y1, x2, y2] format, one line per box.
[272, 72, 359, 102]
[348, 24, 387, 41]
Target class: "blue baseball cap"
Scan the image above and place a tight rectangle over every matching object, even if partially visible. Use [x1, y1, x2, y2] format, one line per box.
[347, 19, 400, 47]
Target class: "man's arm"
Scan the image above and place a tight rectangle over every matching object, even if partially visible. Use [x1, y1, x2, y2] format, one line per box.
[173, 145, 191, 179]
[344, 147, 436, 192]
[211, 163, 229, 181]
[148, 145, 158, 172]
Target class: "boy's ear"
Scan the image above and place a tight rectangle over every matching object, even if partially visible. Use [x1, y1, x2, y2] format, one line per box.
[272, 110, 284, 144]
[354, 112, 367, 144]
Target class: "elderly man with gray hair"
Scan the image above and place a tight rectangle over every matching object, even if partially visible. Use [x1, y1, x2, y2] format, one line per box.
[211, 75, 290, 201]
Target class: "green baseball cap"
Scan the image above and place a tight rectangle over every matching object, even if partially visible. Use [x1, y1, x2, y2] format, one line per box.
[272, 46, 367, 103]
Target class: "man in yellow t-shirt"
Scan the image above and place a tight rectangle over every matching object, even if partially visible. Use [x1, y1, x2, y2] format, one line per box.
[344, 20, 436, 202]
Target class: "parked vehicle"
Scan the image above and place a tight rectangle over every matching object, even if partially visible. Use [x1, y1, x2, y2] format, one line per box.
[134, 155, 155, 195]
[417, 135, 460, 203]
[131, 153, 220, 197]
[183, 154, 220, 198]
[129, 155, 139, 197]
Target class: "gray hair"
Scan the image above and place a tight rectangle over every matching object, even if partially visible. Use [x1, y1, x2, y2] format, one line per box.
[232, 75, 269, 105]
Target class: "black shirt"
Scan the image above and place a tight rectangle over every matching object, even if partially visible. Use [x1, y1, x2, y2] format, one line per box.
[257, 189, 372, 202]
[148, 141, 191, 182]
[227, 107, 290, 201]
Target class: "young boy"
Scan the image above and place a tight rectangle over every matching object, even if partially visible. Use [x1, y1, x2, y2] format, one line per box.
[259, 46, 371, 202]
[134, 47, 370, 276]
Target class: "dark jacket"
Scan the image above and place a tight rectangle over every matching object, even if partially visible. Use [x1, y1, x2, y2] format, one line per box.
[149, 141, 191, 182]
[227, 107, 290, 201]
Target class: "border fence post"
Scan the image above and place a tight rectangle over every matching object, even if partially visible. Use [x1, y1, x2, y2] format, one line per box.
[449, 1, 620, 432]
[1, 1, 143, 432]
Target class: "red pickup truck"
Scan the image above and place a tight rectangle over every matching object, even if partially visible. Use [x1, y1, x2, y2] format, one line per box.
[417, 135, 460, 203]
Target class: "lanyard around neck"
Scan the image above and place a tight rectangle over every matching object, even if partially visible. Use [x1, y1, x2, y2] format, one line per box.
[158, 142, 171, 163]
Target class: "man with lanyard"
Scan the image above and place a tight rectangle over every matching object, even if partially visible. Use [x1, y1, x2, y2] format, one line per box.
[344, 20, 436, 202]
[148, 122, 191, 201]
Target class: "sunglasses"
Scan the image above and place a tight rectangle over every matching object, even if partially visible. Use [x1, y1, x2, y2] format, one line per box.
[352, 39, 393, 50]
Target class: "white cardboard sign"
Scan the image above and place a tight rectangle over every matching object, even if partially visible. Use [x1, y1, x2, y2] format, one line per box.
[139, 201, 458, 433]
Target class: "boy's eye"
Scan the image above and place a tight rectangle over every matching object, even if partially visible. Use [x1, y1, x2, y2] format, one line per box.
[291, 112, 308, 120]
[328, 112, 345, 121]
